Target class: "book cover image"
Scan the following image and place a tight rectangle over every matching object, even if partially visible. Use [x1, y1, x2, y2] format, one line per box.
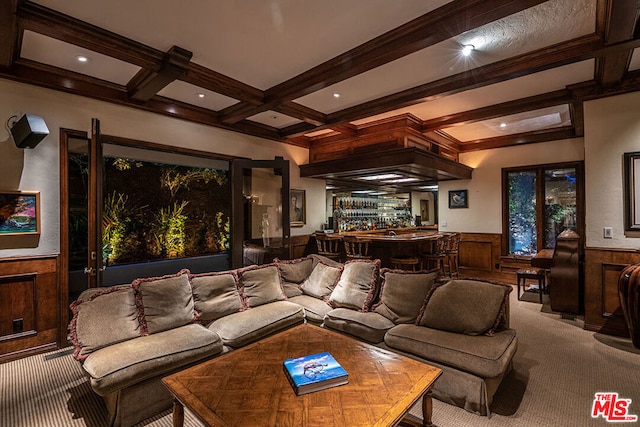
[283, 352, 348, 394]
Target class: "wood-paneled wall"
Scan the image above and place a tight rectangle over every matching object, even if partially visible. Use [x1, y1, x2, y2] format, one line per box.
[0, 255, 60, 363]
[459, 232, 502, 273]
[584, 247, 640, 337]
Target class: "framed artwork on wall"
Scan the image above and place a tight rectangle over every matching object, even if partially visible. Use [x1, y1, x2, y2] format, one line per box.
[0, 191, 40, 235]
[290, 189, 306, 227]
[624, 151, 640, 233]
[448, 190, 468, 209]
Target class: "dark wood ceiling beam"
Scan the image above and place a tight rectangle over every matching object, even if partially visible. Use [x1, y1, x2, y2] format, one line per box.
[458, 126, 575, 152]
[127, 46, 192, 102]
[570, 100, 585, 137]
[181, 63, 264, 105]
[421, 89, 572, 132]
[0, 0, 20, 68]
[17, 1, 266, 105]
[594, 0, 640, 87]
[220, 0, 550, 124]
[1, 59, 286, 143]
[280, 34, 604, 138]
[328, 124, 358, 137]
[274, 103, 326, 126]
[17, 1, 164, 70]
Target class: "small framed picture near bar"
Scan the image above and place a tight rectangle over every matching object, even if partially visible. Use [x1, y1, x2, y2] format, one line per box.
[448, 190, 468, 209]
[624, 151, 640, 232]
[0, 191, 40, 236]
[290, 189, 306, 227]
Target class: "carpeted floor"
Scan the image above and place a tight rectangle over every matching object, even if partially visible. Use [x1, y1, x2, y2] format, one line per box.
[1, 286, 639, 427]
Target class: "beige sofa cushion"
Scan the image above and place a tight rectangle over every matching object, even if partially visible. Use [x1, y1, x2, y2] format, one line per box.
[385, 324, 518, 378]
[300, 261, 342, 299]
[83, 323, 223, 396]
[208, 301, 304, 348]
[287, 294, 333, 323]
[372, 269, 438, 324]
[275, 257, 314, 284]
[132, 269, 196, 335]
[329, 259, 380, 311]
[238, 264, 287, 307]
[417, 279, 511, 336]
[190, 271, 246, 323]
[69, 285, 140, 362]
[323, 308, 395, 344]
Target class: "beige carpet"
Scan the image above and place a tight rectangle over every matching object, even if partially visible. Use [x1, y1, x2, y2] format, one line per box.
[1, 287, 639, 427]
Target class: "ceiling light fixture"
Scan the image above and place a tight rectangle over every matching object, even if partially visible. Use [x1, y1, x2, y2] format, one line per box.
[500, 123, 507, 128]
[461, 45, 475, 57]
[196, 93, 205, 98]
[359, 173, 402, 181]
[333, 93, 341, 98]
[76, 55, 89, 63]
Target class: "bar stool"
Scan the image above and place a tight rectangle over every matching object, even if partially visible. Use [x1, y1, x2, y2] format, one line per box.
[390, 255, 420, 271]
[516, 268, 546, 303]
[343, 235, 372, 260]
[421, 235, 448, 276]
[314, 233, 342, 261]
[445, 233, 460, 277]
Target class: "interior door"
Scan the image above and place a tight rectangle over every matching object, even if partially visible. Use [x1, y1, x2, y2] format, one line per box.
[231, 158, 290, 268]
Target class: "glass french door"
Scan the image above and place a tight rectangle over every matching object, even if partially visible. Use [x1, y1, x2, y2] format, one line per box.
[231, 158, 290, 268]
[63, 119, 104, 299]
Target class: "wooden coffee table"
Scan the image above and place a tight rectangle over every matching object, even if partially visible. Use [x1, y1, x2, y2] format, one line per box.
[162, 324, 441, 427]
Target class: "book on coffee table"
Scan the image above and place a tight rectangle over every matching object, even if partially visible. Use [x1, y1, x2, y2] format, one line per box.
[283, 351, 348, 395]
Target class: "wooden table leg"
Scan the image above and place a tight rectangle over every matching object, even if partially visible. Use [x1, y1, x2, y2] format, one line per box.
[422, 390, 434, 427]
[172, 398, 184, 427]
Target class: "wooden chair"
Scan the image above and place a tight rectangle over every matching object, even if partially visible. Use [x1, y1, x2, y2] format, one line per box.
[445, 233, 461, 277]
[421, 235, 449, 276]
[343, 235, 372, 260]
[314, 233, 342, 261]
[390, 255, 421, 271]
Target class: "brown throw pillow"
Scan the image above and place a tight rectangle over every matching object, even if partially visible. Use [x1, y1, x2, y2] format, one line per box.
[417, 279, 511, 336]
[329, 259, 380, 312]
[372, 269, 439, 324]
[69, 285, 139, 362]
[300, 261, 343, 299]
[132, 269, 196, 335]
[238, 264, 287, 307]
[190, 271, 247, 323]
[275, 257, 314, 284]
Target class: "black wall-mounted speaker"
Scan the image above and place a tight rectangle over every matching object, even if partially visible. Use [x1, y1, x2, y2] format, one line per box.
[10, 114, 50, 149]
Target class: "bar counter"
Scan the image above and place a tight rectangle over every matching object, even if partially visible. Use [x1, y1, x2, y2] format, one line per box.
[327, 226, 442, 268]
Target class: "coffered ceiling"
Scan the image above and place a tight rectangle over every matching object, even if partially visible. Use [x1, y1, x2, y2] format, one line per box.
[2, 0, 640, 154]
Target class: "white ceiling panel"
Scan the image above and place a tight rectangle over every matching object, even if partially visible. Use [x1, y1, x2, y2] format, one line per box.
[158, 81, 238, 111]
[20, 31, 141, 86]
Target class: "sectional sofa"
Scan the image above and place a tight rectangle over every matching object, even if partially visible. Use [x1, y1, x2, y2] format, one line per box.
[69, 254, 517, 426]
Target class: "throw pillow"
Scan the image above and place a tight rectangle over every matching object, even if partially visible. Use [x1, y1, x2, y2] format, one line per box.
[372, 269, 439, 324]
[190, 271, 247, 323]
[132, 269, 196, 335]
[299, 261, 343, 299]
[275, 257, 314, 284]
[69, 285, 140, 361]
[417, 279, 512, 336]
[329, 259, 380, 312]
[238, 264, 287, 307]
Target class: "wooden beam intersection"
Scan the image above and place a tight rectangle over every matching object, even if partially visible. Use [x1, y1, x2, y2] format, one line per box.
[219, 0, 550, 124]
[127, 46, 193, 102]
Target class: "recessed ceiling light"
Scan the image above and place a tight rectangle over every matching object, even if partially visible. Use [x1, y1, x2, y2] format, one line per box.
[333, 93, 341, 98]
[76, 55, 89, 63]
[359, 173, 402, 181]
[196, 93, 205, 98]
[461, 45, 475, 57]
[352, 190, 376, 194]
[500, 123, 507, 128]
